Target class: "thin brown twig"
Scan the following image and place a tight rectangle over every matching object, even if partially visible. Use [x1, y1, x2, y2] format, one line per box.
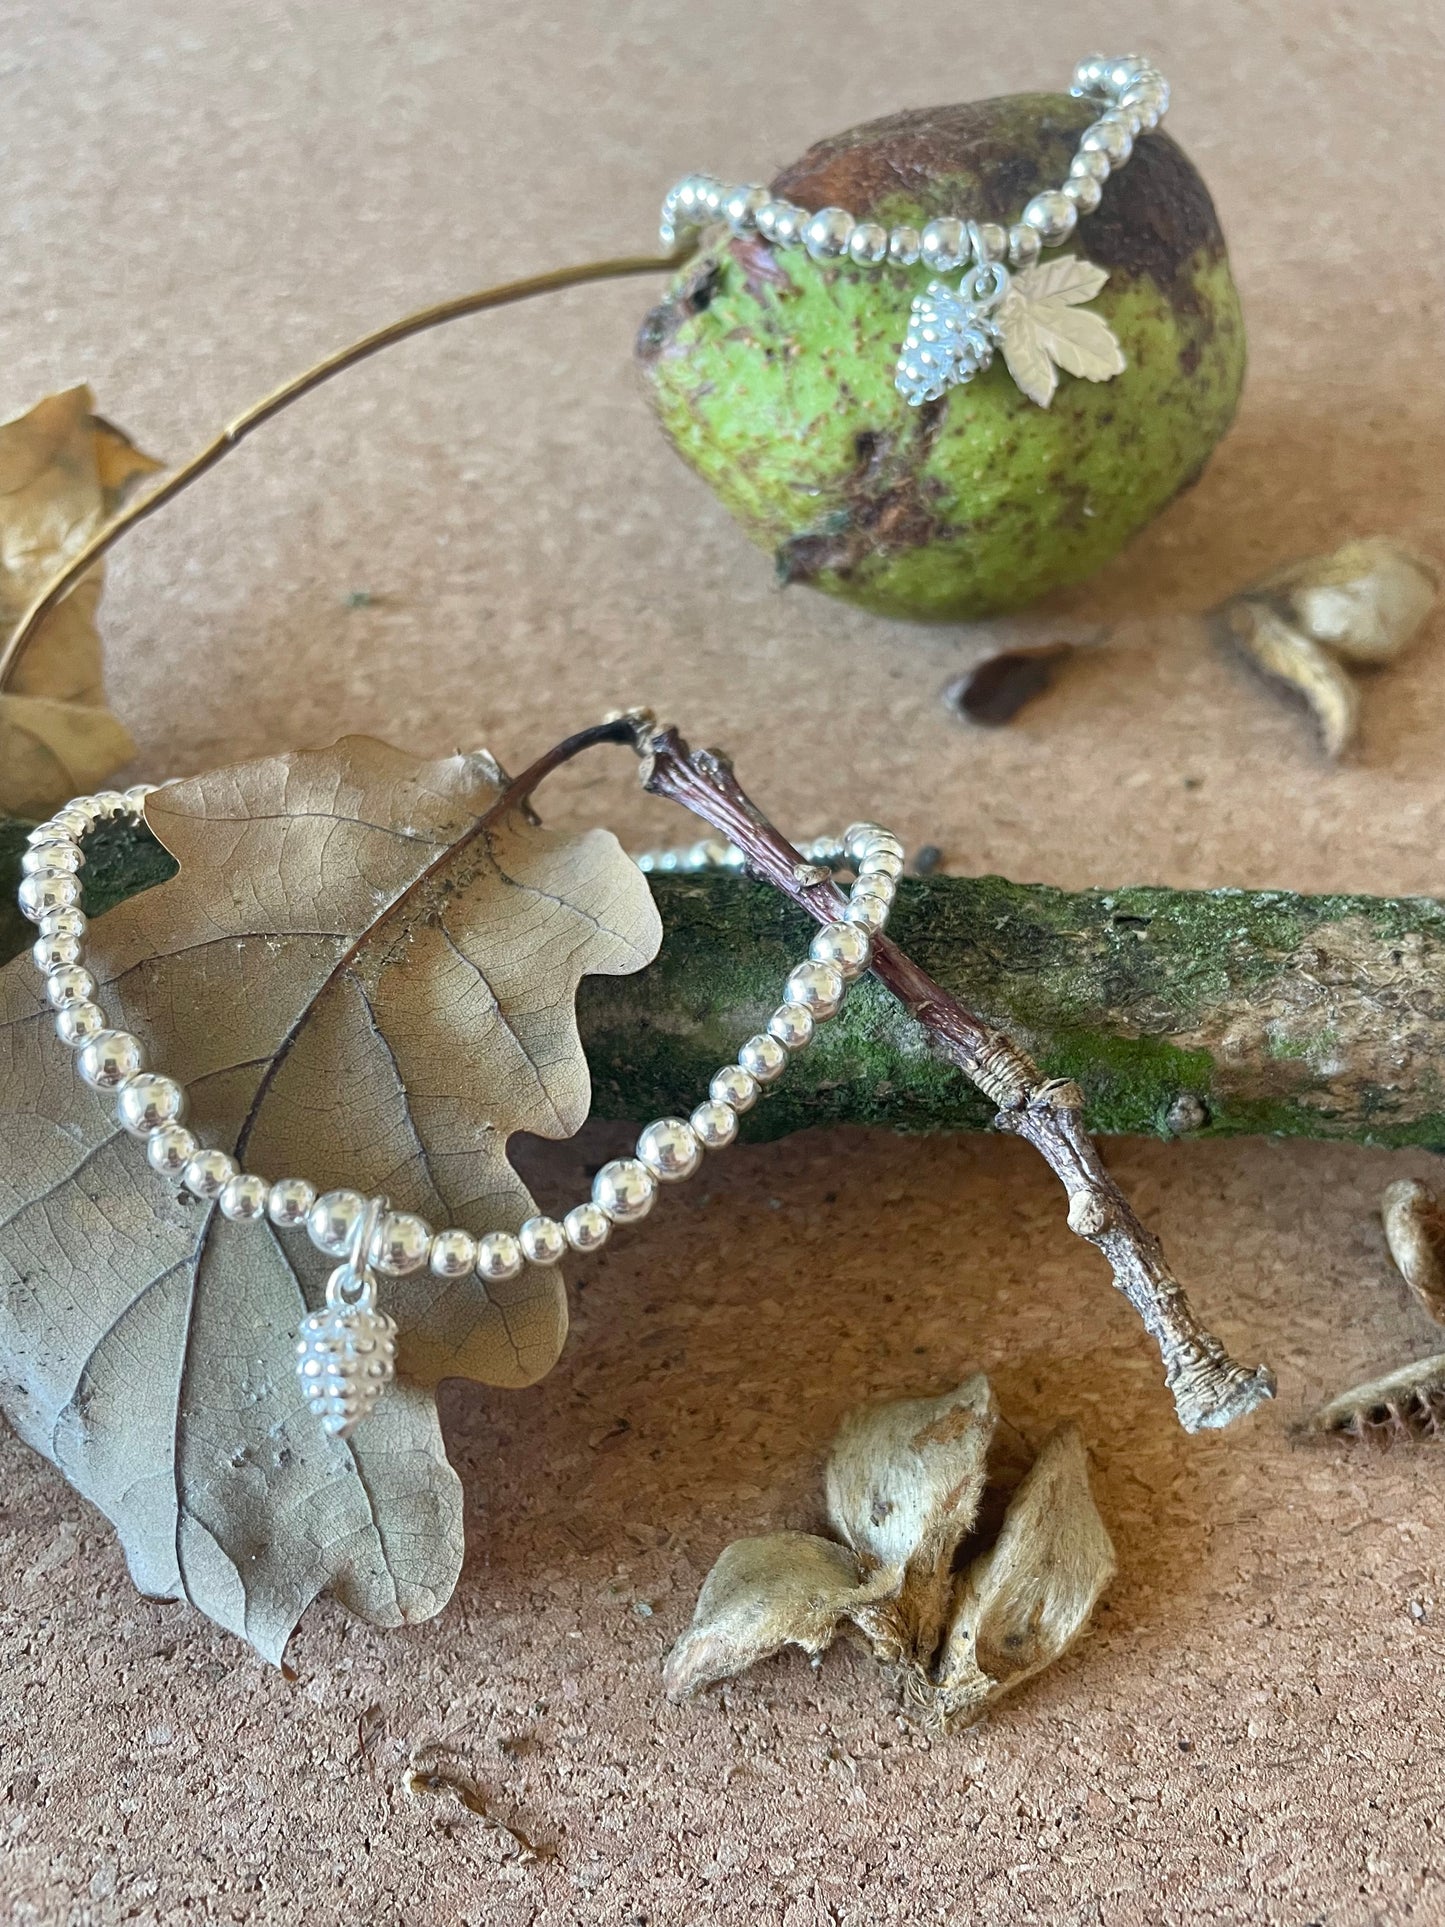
[0, 251, 683, 693]
[628, 713, 1276, 1435]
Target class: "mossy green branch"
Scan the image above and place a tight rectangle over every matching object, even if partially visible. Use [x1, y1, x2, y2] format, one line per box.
[5, 815, 1444, 1149]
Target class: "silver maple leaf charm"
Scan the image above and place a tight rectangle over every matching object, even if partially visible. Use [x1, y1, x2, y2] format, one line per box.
[993, 257, 1127, 407]
[894, 256, 1126, 410]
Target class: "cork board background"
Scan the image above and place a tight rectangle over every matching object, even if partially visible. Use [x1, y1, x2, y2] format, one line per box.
[4, 3, 1445, 1922]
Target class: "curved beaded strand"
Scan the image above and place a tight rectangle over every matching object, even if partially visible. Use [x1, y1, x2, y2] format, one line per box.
[659, 53, 1169, 269]
[19, 788, 905, 1436]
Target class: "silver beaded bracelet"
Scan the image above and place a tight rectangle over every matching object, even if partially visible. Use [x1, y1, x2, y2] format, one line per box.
[660, 51, 1168, 409]
[18, 791, 903, 1441]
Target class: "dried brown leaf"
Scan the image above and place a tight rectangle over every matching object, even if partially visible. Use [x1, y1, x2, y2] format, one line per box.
[662, 1532, 896, 1700]
[0, 387, 161, 813]
[935, 1422, 1115, 1727]
[1225, 599, 1360, 759]
[0, 736, 661, 1658]
[825, 1373, 996, 1660]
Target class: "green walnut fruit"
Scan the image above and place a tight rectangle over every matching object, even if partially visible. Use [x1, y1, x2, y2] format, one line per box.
[637, 94, 1246, 621]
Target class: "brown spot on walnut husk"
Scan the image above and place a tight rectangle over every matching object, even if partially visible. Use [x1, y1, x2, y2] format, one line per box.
[771, 94, 1225, 295]
[776, 414, 949, 586]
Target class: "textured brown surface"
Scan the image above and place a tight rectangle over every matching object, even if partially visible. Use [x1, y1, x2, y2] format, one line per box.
[3, 3, 1445, 1923]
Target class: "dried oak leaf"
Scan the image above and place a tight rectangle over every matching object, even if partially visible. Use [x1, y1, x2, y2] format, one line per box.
[0, 387, 161, 815]
[0, 736, 661, 1659]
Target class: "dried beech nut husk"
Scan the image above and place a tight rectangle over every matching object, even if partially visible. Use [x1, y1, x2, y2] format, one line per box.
[666, 1377, 1116, 1727]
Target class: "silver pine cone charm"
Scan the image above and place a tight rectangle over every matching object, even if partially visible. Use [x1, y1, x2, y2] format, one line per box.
[895, 274, 999, 407]
[295, 1273, 398, 1438]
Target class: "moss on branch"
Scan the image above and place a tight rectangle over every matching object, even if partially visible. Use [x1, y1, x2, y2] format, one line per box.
[6, 816, 1445, 1149]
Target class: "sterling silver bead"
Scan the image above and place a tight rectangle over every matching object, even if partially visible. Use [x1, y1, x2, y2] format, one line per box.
[1121, 86, 1164, 130]
[18, 872, 82, 922]
[673, 176, 709, 222]
[477, 1230, 524, 1281]
[1063, 173, 1103, 214]
[1072, 53, 1110, 95]
[1021, 190, 1078, 245]
[309, 1188, 367, 1258]
[22, 841, 82, 875]
[804, 206, 854, 260]
[90, 790, 129, 820]
[56, 1000, 106, 1048]
[690, 1099, 738, 1150]
[147, 1123, 197, 1177]
[739, 1033, 787, 1083]
[968, 220, 1009, 266]
[805, 833, 845, 867]
[785, 959, 845, 1019]
[39, 907, 86, 943]
[520, 1216, 568, 1267]
[1080, 117, 1132, 164]
[844, 895, 890, 933]
[268, 1176, 317, 1227]
[810, 921, 871, 980]
[183, 1148, 237, 1200]
[594, 1158, 656, 1224]
[769, 1001, 814, 1051]
[710, 1064, 759, 1112]
[637, 1117, 702, 1182]
[371, 1210, 432, 1276]
[848, 221, 889, 266]
[78, 1029, 144, 1090]
[1106, 54, 1150, 92]
[564, 1202, 611, 1252]
[1008, 223, 1043, 268]
[921, 218, 967, 271]
[116, 1072, 186, 1136]
[851, 875, 896, 912]
[859, 846, 905, 880]
[429, 1227, 478, 1277]
[763, 202, 803, 246]
[1070, 148, 1111, 183]
[724, 184, 769, 232]
[45, 964, 96, 1009]
[683, 838, 728, 872]
[33, 931, 82, 972]
[888, 226, 922, 267]
[219, 1172, 269, 1221]
[843, 822, 883, 864]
